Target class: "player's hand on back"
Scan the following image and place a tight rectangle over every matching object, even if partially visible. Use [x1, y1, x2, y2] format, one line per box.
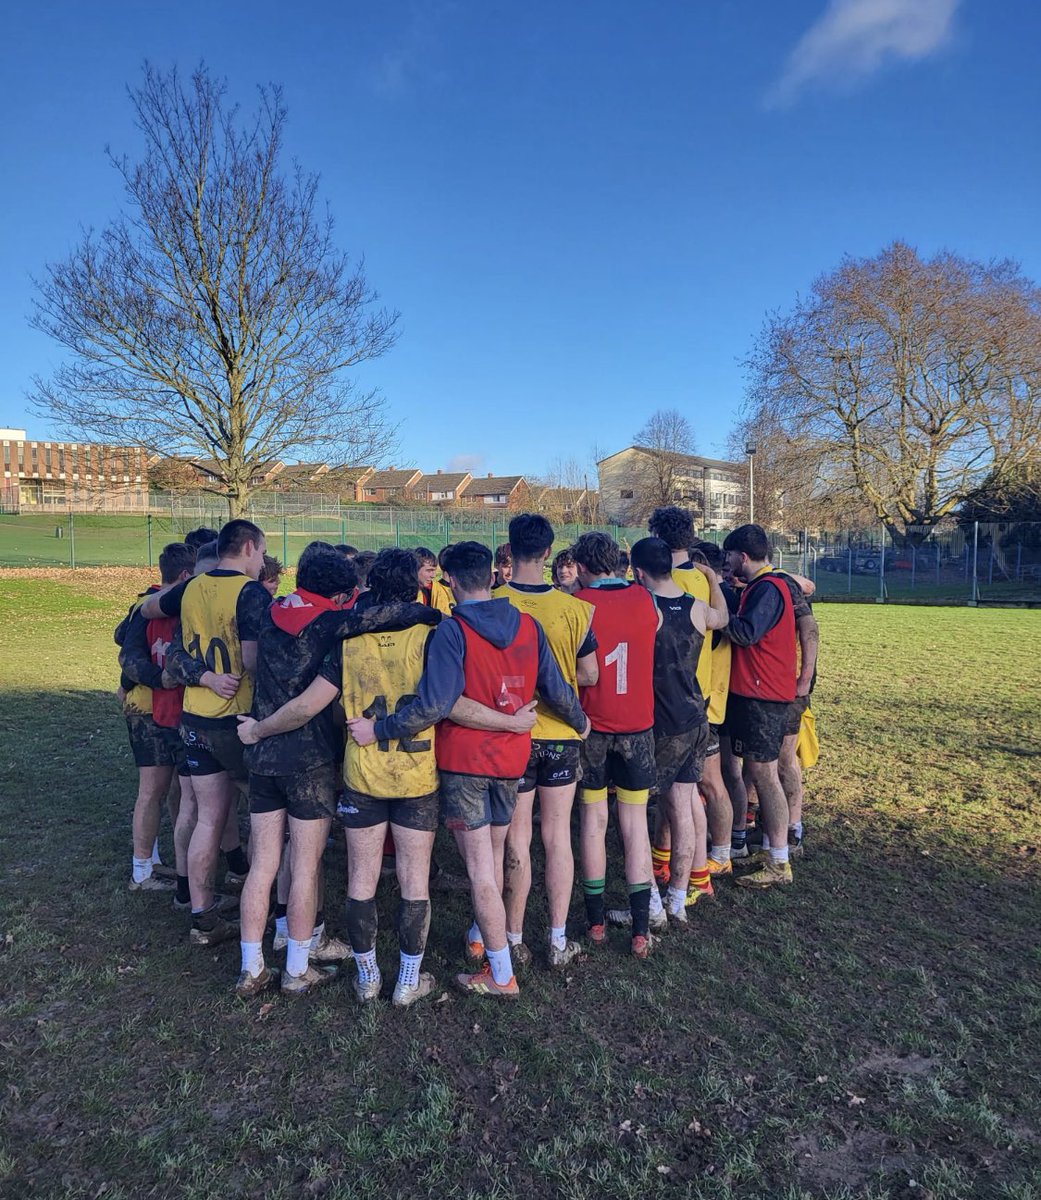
[508, 700, 538, 733]
[236, 715, 261, 744]
[695, 563, 719, 588]
[202, 670, 240, 699]
[347, 716, 377, 746]
[580, 714, 592, 741]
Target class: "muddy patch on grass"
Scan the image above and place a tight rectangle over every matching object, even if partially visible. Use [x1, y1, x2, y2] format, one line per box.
[858, 1050, 938, 1078]
[792, 1128, 911, 1191]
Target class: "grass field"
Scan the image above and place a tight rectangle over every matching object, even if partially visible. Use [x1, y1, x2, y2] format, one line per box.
[1, 570, 1040, 1199]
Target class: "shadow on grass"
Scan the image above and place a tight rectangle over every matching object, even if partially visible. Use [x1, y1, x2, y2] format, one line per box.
[2, 687, 1041, 1200]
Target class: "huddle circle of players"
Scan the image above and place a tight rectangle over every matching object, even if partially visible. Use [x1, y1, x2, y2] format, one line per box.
[116, 507, 819, 1005]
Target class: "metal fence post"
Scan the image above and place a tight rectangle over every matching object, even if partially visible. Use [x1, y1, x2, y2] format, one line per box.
[801, 529, 808, 578]
[878, 525, 886, 603]
[1016, 542, 1023, 581]
[147, 513, 153, 569]
[970, 521, 980, 605]
[340, 516, 346, 545]
[988, 536, 995, 586]
[69, 511, 76, 569]
[848, 543, 853, 594]
[910, 544, 916, 590]
[282, 516, 288, 566]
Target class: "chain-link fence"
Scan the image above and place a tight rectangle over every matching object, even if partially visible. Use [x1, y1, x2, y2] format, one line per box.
[0, 509, 647, 571]
[766, 522, 1041, 605]
[1, 504, 1037, 605]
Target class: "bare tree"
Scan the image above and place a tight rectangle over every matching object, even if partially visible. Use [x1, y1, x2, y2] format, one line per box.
[746, 242, 1041, 542]
[30, 64, 399, 517]
[630, 409, 698, 519]
[727, 409, 875, 533]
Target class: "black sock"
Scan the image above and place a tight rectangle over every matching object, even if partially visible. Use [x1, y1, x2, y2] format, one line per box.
[582, 878, 605, 928]
[225, 847, 249, 875]
[175, 875, 190, 904]
[732, 829, 747, 850]
[275, 902, 288, 920]
[192, 901, 220, 928]
[346, 896, 378, 955]
[397, 898, 431, 957]
[628, 883, 651, 939]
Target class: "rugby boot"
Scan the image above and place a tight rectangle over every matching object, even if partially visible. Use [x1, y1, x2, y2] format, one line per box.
[392, 972, 436, 1008]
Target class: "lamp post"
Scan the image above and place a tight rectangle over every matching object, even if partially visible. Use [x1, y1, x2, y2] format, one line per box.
[745, 443, 757, 524]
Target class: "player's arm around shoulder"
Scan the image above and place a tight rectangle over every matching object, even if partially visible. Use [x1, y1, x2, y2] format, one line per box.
[237, 674, 340, 745]
[694, 564, 730, 631]
[575, 602, 599, 687]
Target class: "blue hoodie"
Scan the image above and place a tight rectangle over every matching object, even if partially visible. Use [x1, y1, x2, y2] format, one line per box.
[375, 597, 586, 743]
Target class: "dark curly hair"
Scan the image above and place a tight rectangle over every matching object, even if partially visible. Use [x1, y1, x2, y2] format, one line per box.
[367, 548, 423, 603]
[647, 506, 694, 551]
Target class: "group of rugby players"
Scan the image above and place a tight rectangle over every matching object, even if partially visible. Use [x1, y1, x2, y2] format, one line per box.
[115, 505, 818, 1006]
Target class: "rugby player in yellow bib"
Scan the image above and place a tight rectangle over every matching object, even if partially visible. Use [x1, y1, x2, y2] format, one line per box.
[494, 514, 598, 968]
[142, 519, 270, 946]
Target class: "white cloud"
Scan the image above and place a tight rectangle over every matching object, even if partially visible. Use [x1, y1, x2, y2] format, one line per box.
[446, 453, 485, 474]
[769, 0, 959, 105]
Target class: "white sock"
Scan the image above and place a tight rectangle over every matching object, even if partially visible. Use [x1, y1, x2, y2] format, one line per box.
[666, 886, 687, 915]
[286, 937, 311, 977]
[550, 926, 567, 951]
[356, 948, 379, 984]
[398, 951, 423, 989]
[648, 886, 664, 917]
[275, 916, 289, 940]
[711, 844, 732, 864]
[132, 857, 153, 884]
[506, 930, 523, 947]
[467, 920, 483, 945]
[151, 839, 163, 866]
[240, 940, 264, 978]
[486, 945, 513, 986]
[311, 921, 325, 944]
[769, 845, 790, 865]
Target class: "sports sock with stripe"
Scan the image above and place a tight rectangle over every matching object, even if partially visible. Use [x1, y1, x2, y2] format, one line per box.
[583, 878, 606, 928]
[132, 856, 153, 884]
[689, 866, 711, 893]
[628, 882, 651, 938]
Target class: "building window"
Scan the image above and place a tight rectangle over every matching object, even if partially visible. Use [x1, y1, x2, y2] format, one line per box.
[620, 489, 634, 499]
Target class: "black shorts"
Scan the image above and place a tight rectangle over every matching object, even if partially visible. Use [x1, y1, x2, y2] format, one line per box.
[579, 729, 656, 799]
[726, 694, 789, 763]
[706, 723, 721, 758]
[249, 762, 338, 821]
[783, 694, 811, 738]
[440, 772, 519, 831]
[654, 723, 710, 793]
[126, 714, 188, 775]
[181, 716, 247, 780]
[520, 740, 581, 792]
[338, 786, 440, 833]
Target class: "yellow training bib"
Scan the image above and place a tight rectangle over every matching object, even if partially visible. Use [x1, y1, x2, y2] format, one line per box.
[498, 584, 593, 742]
[672, 566, 714, 703]
[181, 573, 254, 719]
[341, 624, 437, 799]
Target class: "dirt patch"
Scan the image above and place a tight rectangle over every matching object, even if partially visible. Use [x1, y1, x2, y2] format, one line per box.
[859, 1051, 938, 1078]
[792, 1129, 912, 1191]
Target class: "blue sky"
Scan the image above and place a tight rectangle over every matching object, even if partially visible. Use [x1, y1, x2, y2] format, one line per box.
[2, 1, 1038, 480]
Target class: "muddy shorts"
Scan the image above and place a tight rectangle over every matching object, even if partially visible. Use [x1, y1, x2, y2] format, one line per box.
[783, 694, 811, 738]
[181, 716, 247, 780]
[706, 723, 721, 758]
[726, 695, 789, 763]
[249, 761, 338, 821]
[440, 772, 519, 831]
[520, 739, 581, 792]
[338, 786, 440, 832]
[126, 713, 188, 775]
[579, 729, 656, 803]
[654, 722, 711, 792]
